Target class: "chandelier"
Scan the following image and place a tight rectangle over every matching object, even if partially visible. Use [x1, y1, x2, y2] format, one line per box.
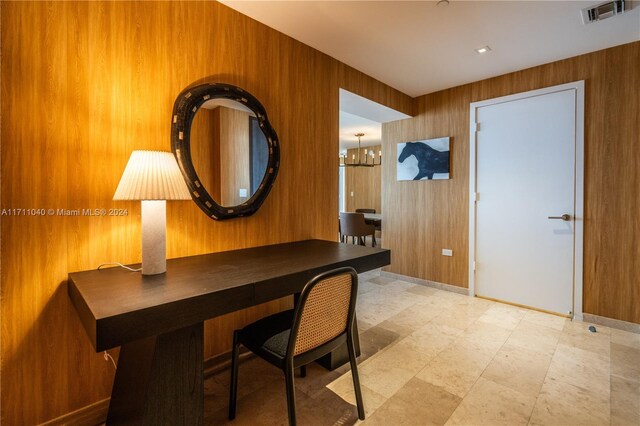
[339, 133, 381, 167]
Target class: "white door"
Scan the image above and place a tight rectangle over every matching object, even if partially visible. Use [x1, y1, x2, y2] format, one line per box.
[470, 82, 584, 316]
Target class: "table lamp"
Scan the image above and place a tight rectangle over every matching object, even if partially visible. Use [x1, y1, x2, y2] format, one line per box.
[113, 150, 191, 275]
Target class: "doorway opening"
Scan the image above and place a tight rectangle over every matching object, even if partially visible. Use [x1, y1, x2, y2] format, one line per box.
[338, 89, 411, 247]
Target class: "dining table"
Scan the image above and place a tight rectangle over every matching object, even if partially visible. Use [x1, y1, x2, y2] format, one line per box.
[362, 212, 382, 227]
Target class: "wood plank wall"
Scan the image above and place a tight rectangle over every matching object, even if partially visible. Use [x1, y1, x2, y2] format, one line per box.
[0, 1, 413, 424]
[191, 108, 221, 202]
[382, 42, 640, 324]
[218, 107, 251, 206]
[344, 145, 382, 213]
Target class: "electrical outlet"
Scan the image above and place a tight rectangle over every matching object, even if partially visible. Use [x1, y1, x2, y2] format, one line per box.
[442, 249, 453, 256]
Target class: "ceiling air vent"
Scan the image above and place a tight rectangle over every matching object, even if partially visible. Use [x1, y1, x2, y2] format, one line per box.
[581, 0, 627, 24]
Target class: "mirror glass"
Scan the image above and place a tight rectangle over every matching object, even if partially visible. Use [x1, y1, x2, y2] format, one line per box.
[190, 99, 269, 207]
[172, 82, 279, 220]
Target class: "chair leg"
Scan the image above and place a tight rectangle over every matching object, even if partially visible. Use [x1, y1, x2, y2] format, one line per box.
[372, 234, 376, 247]
[300, 365, 306, 378]
[347, 332, 365, 420]
[228, 330, 240, 420]
[285, 363, 297, 426]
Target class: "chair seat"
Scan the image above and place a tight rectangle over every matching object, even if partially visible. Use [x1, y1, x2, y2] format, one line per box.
[239, 309, 294, 367]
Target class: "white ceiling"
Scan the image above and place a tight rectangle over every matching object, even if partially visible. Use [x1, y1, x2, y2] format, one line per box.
[339, 111, 382, 152]
[339, 89, 411, 151]
[220, 1, 640, 97]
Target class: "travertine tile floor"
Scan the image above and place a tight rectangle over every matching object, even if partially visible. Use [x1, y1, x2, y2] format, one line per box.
[205, 269, 640, 425]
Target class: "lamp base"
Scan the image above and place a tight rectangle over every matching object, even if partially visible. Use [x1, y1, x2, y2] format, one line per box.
[141, 200, 166, 275]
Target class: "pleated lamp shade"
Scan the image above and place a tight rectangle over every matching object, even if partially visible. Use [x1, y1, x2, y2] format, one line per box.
[113, 151, 191, 200]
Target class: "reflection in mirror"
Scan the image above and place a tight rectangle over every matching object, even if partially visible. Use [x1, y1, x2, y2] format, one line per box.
[190, 99, 269, 207]
[171, 82, 279, 220]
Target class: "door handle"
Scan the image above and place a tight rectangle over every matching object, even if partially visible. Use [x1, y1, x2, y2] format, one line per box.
[548, 214, 571, 221]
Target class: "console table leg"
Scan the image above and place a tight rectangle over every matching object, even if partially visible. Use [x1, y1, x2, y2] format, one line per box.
[106, 322, 204, 425]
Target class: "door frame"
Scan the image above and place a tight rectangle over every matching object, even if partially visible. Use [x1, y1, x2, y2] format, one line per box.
[468, 81, 585, 319]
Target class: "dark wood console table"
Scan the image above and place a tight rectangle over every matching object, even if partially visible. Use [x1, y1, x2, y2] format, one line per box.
[68, 239, 390, 425]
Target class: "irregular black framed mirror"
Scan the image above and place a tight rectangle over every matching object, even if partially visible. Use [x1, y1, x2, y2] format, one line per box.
[171, 83, 280, 220]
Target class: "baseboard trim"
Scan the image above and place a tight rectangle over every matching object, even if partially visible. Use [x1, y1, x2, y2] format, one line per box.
[39, 349, 251, 426]
[39, 398, 110, 426]
[378, 271, 639, 333]
[582, 313, 640, 334]
[380, 271, 469, 295]
[204, 347, 254, 377]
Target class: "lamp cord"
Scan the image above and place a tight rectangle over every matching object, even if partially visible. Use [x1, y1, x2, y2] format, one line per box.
[103, 351, 117, 370]
[96, 263, 138, 369]
[97, 262, 141, 272]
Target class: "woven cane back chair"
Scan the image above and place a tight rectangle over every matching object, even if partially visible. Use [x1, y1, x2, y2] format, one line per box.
[228, 267, 364, 426]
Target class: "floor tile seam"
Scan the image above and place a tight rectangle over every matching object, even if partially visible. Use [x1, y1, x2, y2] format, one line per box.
[548, 371, 612, 400]
[534, 328, 611, 408]
[356, 385, 389, 421]
[527, 356, 558, 426]
[527, 323, 577, 419]
[552, 344, 612, 369]
[361, 374, 432, 421]
[609, 337, 615, 393]
[520, 317, 567, 333]
[411, 333, 467, 386]
[473, 315, 539, 422]
[610, 338, 640, 354]
[322, 372, 388, 418]
[481, 346, 555, 419]
[560, 330, 615, 352]
[384, 333, 440, 376]
[475, 374, 541, 424]
[539, 378, 612, 425]
[397, 375, 466, 423]
[295, 383, 320, 402]
[610, 340, 640, 351]
[357, 333, 413, 370]
[609, 371, 640, 384]
[547, 361, 612, 395]
[436, 316, 518, 402]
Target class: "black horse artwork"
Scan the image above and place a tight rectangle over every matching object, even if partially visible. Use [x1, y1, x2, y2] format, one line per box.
[398, 141, 450, 180]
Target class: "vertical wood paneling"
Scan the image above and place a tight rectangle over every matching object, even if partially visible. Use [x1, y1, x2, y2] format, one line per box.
[579, 44, 640, 324]
[191, 108, 221, 202]
[0, 2, 409, 423]
[383, 42, 640, 325]
[218, 107, 250, 206]
[383, 86, 471, 287]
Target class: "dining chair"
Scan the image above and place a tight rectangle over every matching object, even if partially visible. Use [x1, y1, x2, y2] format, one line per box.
[355, 208, 376, 214]
[228, 267, 365, 426]
[339, 212, 376, 247]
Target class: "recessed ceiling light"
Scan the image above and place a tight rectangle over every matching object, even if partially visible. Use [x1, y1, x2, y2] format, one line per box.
[475, 46, 492, 54]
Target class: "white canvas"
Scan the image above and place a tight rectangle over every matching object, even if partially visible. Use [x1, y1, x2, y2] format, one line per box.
[397, 137, 450, 181]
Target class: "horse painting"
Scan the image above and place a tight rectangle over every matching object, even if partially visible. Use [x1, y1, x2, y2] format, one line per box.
[397, 138, 450, 180]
